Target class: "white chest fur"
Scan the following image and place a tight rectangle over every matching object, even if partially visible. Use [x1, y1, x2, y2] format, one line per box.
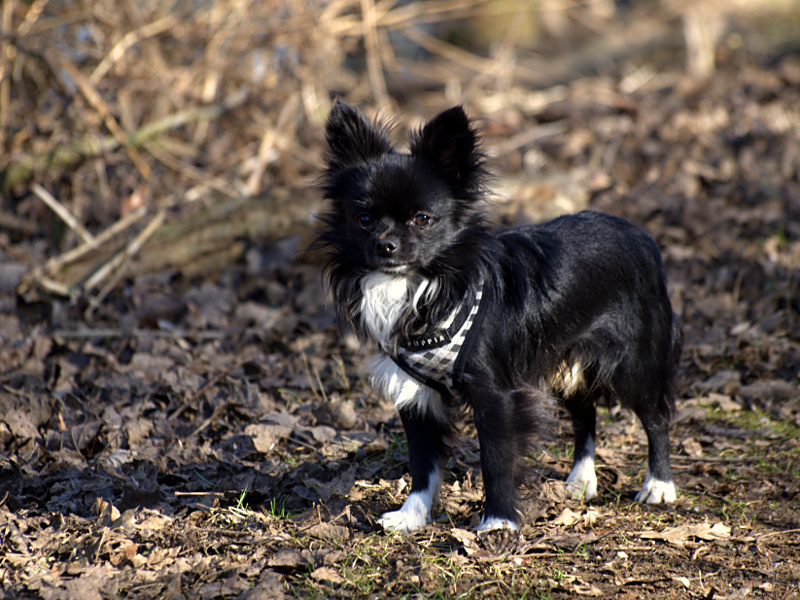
[359, 273, 445, 421]
[359, 273, 412, 347]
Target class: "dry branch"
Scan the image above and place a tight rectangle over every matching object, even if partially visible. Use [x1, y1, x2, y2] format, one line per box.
[1, 90, 248, 192]
[3, 0, 794, 311]
[17, 187, 317, 302]
[42, 49, 153, 180]
[89, 15, 180, 85]
[31, 184, 96, 246]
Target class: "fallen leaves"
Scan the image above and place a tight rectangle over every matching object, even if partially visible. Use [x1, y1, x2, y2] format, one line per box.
[244, 420, 295, 454]
[551, 507, 599, 529]
[640, 521, 732, 549]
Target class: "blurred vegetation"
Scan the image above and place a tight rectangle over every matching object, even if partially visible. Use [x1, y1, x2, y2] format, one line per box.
[0, 0, 798, 298]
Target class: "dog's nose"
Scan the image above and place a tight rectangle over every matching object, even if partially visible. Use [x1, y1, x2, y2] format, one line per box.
[376, 238, 399, 257]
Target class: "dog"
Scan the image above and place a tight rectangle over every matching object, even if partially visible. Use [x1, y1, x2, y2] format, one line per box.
[313, 100, 682, 533]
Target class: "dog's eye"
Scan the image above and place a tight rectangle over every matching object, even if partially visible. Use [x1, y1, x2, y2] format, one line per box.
[412, 213, 431, 227]
[356, 213, 372, 228]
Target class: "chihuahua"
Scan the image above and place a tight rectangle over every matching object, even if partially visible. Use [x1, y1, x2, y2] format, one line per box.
[313, 100, 682, 532]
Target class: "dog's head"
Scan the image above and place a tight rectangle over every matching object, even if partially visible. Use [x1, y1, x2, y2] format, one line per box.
[318, 101, 489, 276]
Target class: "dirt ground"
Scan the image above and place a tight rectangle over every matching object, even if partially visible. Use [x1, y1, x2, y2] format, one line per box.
[2, 1, 800, 599]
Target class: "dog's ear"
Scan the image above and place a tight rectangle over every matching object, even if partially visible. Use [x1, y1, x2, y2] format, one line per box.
[325, 100, 392, 168]
[409, 106, 483, 185]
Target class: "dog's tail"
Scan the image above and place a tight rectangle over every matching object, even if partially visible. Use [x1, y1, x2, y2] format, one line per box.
[510, 386, 558, 454]
[664, 312, 683, 420]
[510, 386, 558, 509]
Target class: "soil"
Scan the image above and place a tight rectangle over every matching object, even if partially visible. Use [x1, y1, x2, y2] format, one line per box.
[2, 8, 800, 600]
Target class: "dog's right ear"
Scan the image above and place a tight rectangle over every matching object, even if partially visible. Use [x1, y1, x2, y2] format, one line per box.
[325, 100, 393, 169]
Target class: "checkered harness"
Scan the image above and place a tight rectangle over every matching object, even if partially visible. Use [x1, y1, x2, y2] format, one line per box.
[391, 282, 487, 399]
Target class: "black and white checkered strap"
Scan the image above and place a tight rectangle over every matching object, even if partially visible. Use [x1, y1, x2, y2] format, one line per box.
[392, 281, 487, 399]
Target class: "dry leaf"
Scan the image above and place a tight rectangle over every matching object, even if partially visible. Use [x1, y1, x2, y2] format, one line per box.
[552, 507, 582, 527]
[268, 548, 309, 569]
[673, 576, 691, 588]
[310, 566, 346, 585]
[305, 522, 350, 542]
[451, 527, 481, 556]
[640, 522, 731, 548]
[245, 423, 293, 453]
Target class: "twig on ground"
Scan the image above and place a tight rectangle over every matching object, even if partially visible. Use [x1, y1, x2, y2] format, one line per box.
[0, 210, 39, 236]
[16, 206, 147, 300]
[82, 209, 166, 295]
[31, 183, 96, 245]
[755, 528, 800, 542]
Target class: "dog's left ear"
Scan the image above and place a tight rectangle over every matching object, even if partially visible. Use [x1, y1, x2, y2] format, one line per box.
[409, 106, 483, 185]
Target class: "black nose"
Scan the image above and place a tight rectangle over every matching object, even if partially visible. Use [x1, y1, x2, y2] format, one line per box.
[375, 238, 399, 258]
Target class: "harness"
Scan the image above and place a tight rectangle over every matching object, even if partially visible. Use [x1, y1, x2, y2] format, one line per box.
[391, 282, 489, 399]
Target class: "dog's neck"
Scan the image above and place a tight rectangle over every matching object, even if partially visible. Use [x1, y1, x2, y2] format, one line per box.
[358, 272, 438, 348]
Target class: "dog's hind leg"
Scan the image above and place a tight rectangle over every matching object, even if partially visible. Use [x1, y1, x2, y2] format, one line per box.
[634, 412, 676, 503]
[564, 397, 598, 500]
[631, 325, 679, 503]
[634, 313, 682, 503]
[378, 405, 446, 533]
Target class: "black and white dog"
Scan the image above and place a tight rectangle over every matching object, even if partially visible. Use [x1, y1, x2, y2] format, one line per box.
[313, 100, 682, 532]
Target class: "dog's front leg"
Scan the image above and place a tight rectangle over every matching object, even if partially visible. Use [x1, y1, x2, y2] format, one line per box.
[473, 400, 520, 531]
[378, 405, 446, 533]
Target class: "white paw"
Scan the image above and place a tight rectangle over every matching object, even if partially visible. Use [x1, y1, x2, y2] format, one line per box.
[635, 472, 677, 503]
[378, 492, 431, 533]
[378, 509, 428, 533]
[477, 516, 518, 532]
[566, 456, 598, 500]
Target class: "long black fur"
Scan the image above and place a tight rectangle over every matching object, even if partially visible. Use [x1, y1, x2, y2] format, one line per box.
[313, 100, 682, 529]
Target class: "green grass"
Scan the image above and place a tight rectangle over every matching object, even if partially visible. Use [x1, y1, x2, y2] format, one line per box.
[284, 525, 561, 599]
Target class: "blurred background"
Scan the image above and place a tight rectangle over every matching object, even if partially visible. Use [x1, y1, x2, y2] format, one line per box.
[1, 0, 798, 305]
